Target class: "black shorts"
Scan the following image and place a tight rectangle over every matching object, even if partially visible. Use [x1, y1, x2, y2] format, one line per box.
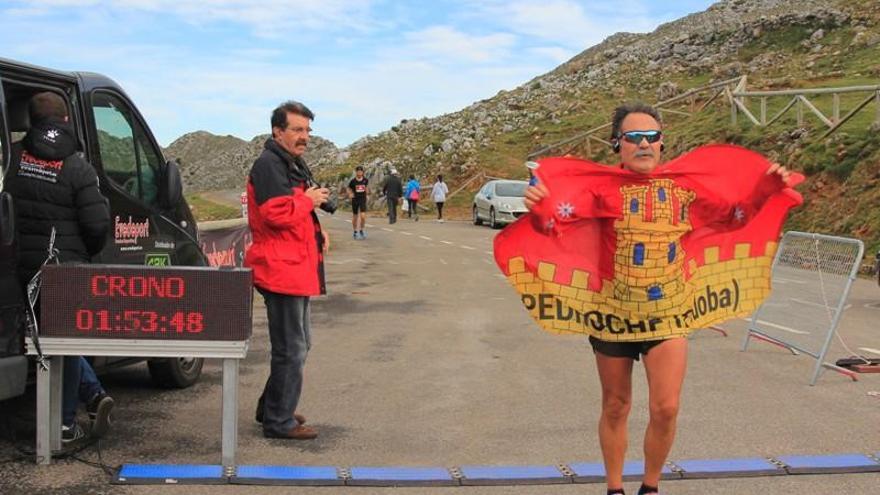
[352, 197, 367, 214]
[588, 336, 668, 361]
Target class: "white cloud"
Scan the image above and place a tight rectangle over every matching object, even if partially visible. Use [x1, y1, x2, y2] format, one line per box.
[457, 0, 662, 49]
[402, 26, 517, 64]
[5, 0, 381, 35]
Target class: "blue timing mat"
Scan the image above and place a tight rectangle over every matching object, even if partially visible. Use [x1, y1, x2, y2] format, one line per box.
[777, 454, 880, 474]
[231, 465, 342, 485]
[113, 452, 880, 486]
[114, 464, 226, 485]
[347, 466, 456, 486]
[458, 464, 569, 485]
[675, 457, 784, 479]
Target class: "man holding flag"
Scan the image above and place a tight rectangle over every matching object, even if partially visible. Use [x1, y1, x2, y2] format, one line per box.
[501, 102, 798, 495]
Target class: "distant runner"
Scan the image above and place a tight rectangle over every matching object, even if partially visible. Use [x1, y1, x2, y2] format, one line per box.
[348, 165, 369, 239]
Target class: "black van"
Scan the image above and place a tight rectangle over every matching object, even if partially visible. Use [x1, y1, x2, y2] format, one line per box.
[0, 58, 208, 401]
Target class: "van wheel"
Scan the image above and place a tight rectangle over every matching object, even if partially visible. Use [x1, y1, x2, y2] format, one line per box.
[473, 206, 483, 225]
[148, 357, 204, 388]
[489, 208, 499, 229]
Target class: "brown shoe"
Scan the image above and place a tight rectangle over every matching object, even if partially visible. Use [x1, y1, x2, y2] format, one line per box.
[255, 407, 306, 425]
[265, 424, 318, 440]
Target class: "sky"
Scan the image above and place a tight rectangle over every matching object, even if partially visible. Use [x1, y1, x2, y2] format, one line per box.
[1, 0, 717, 147]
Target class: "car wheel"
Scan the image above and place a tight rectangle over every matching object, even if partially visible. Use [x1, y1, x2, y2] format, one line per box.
[147, 357, 204, 388]
[489, 208, 499, 229]
[473, 205, 483, 225]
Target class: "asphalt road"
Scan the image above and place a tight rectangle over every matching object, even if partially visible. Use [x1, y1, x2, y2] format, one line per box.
[1, 213, 878, 494]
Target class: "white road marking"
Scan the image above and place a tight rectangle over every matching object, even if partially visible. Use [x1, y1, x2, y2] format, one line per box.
[858, 347, 880, 356]
[366, 223, 374, 227]
[743, 318, 809, 335]
[382, 228, 394, 232]
[460, 245, 476, 250]
[441, 241, 453, 245]
[864, 302, 880, 310]
[419, 236, 433, 241]
[326, 258, 368, 265]
[400, 231, 413, 236]
[484, 251, 494, 255]
[773, 277, 807, 285]
[439, 259, 448, 265]
[790, 298, 850, 311]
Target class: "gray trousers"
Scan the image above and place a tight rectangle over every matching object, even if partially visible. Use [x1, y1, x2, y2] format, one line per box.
[257, 288, 311, 435]
[387, 197, 399, 223]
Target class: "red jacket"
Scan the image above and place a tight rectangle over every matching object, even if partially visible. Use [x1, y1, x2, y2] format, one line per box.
[244, 139, 325, 296]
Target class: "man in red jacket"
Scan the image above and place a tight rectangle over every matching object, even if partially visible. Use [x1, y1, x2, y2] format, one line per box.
[245, 101, 330, 440]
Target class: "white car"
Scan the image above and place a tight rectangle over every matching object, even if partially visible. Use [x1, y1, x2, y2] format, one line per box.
[472, 179, 529, 228]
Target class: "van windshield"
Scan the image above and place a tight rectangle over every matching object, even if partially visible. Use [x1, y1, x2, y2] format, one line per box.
[495, 182, 527, 197]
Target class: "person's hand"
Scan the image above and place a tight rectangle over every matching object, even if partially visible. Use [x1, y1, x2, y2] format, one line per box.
[305, 186, 330, 205]
[524, 184, 549, 211]
[766, 162, 792, 185]
[321, 229, 330, 253]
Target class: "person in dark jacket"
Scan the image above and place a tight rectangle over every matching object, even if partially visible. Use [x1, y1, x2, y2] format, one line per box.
[381, 167, 403, 224]
[245, 101, 329, 440]
[5, 92, 113, 444]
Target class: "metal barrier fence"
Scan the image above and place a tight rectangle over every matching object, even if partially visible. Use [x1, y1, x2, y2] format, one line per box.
[742, 231, 864, 385]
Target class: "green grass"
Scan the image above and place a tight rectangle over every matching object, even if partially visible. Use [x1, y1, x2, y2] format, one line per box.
[186, 194, 241, 222]
[737, 25, 814, 62]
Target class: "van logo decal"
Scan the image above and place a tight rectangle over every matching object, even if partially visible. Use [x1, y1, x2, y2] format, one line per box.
[114, 216, 150, 245]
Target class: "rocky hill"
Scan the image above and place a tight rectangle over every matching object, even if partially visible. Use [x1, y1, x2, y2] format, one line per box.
[166, 0, 880, 254]
[164, 131, 339, 192]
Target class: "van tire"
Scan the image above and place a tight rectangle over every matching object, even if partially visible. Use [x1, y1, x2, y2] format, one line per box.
[148, 357, 203, 388]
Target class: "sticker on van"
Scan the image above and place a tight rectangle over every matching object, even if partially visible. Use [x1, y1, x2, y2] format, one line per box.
[145, 253, 171, 266]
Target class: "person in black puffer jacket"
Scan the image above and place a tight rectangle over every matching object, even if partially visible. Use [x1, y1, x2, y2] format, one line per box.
[4, 92, 114, 444]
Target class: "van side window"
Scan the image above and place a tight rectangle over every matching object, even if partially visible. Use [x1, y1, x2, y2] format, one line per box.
[91, 92, 161, 206]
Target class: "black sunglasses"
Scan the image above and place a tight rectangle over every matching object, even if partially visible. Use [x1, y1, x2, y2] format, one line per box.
[618, 130, 662, 144]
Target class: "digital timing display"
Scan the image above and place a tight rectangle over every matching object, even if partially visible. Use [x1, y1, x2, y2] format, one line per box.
[40, 264, 253, 341]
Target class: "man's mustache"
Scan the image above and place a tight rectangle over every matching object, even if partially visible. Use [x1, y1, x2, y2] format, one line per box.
[296, 140, 308, 146]
[635, 150, 654, 157]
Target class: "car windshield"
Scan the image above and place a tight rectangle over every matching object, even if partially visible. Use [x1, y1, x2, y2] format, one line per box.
[495, 182, 526, 197]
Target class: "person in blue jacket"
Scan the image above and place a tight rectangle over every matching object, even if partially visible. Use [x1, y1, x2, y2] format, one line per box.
[404, 175, 421, 221]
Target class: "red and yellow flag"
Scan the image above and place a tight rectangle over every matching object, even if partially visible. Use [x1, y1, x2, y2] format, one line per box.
[494, 144, 803, 341]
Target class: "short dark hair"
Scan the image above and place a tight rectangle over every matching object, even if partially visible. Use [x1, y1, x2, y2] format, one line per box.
[271, 100, 314, 130]
[437, 174, 443, 181]
[29, 91, 68, 124]
[355, 165, 364, 171]
[610, 101, 662, 140]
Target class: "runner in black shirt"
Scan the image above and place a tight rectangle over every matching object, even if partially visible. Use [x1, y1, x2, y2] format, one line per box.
[348, 165, 369, 239]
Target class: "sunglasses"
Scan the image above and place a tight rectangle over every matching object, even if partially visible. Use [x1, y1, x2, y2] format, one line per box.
[618, 130, 662, 144]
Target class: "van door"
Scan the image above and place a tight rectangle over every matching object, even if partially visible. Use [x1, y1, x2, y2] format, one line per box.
[0, 75, 34, 399]
[86, 89, 205, 267]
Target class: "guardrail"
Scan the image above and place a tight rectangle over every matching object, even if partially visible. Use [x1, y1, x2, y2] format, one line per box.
[729, 83, 880, 139]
